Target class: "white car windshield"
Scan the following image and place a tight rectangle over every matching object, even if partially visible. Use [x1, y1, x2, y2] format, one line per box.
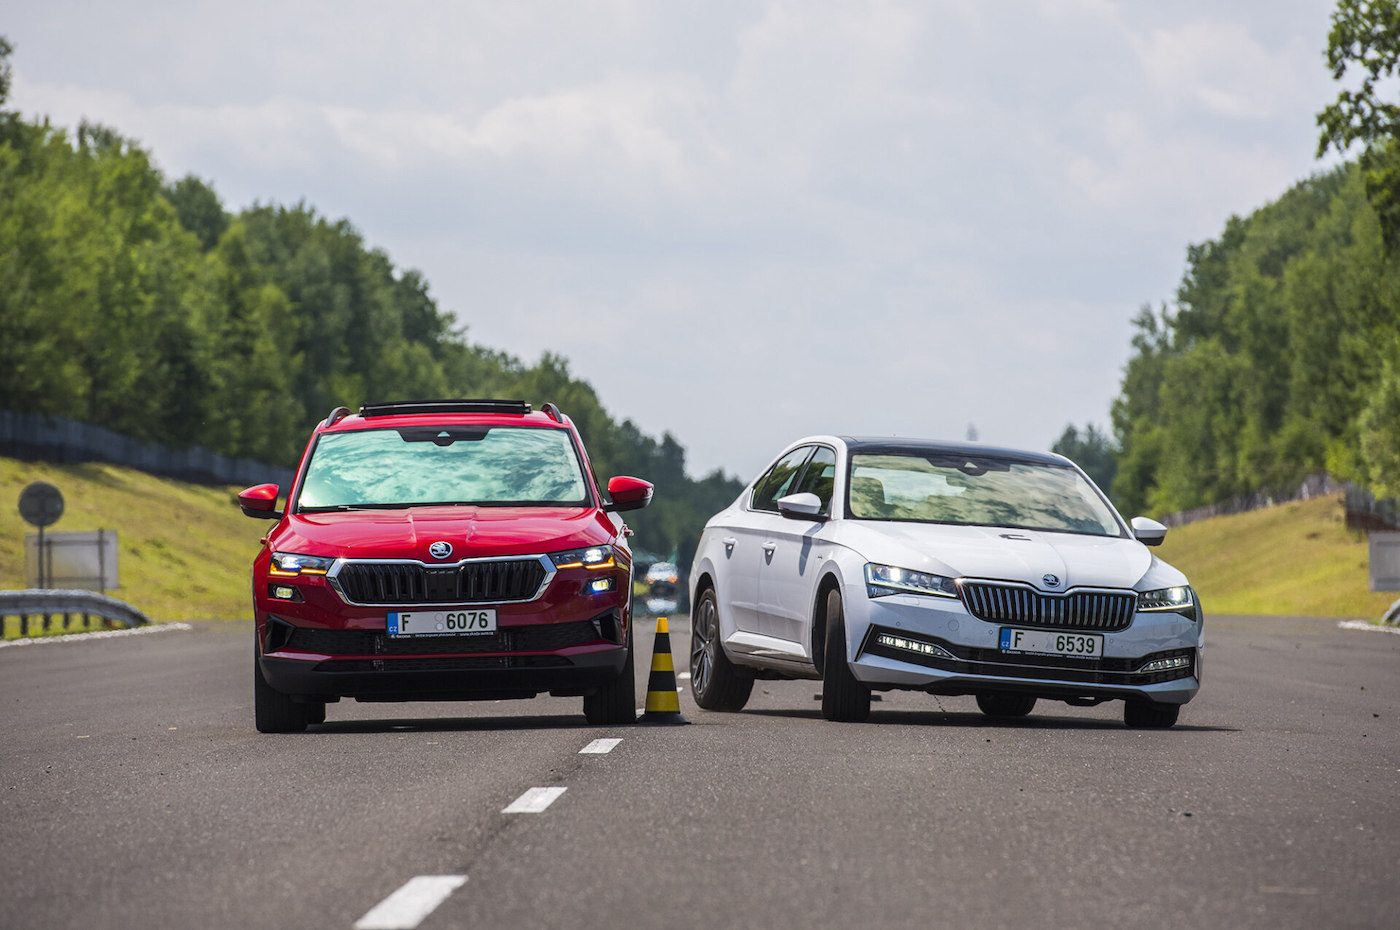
[297, 426, 589, 510]
[847, 452, 1122, 537]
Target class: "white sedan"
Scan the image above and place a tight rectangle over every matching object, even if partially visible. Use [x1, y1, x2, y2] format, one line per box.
[688, 436, 1201, 728]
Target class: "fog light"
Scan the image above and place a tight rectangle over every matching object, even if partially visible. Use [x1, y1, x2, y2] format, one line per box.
[1138, 655, 1192, 673]
[875, 632, 954, 659]
[269, 584, 300, 601]
[589, 577, 615, 594]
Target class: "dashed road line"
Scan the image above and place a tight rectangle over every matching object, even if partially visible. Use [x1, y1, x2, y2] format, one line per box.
[354, 875, 466, 930]
[579, 738, 622, 754]
[502, 786, 567, 814]
[0, 622, 193, 649]
[1338, 620, 1400, 636]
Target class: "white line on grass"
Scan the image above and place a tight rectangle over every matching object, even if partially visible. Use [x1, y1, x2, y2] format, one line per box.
[1337, 620, 1400, 636]
[354, 875, 466, 930]
[579, 738, 622, 754]
[502, 786, 567, 814]
[0, 622, 193, 649]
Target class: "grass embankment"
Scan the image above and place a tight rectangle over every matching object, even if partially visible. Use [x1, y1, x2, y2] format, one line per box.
[1155, 492, 1393, 618]
[1, 457, 262, 635]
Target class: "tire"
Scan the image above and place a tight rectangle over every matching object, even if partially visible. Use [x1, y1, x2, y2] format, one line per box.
[689, 587, 754, 712]
[976, 693, 1037, 719]
[254, 639, 309, 734]
[1123, 699, 1180, 729]
[583, 627, 637, 725]
[820, 589, 871, 722]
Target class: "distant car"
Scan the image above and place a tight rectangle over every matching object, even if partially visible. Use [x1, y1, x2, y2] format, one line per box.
[688, 436, 1201, 728]
[237, 399, 653, 732]
[645, 562, 680, 586]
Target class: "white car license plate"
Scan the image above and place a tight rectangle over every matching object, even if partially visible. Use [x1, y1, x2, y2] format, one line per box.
[387, 609, 497, 637]
[999, 627, 1103, 658]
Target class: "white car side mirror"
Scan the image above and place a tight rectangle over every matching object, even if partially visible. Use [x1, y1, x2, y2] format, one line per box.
[1131, 516, 1168, 547]
[776, 492, 825, 521]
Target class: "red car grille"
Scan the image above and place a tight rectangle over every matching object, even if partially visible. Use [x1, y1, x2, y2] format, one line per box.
[334, 559, 547, 605]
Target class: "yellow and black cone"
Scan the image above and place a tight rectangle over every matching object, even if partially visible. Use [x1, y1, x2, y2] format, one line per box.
[638, 616, 690, 725]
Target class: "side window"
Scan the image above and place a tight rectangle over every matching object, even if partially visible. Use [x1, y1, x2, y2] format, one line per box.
[792, 446, 837, 515]
[751, 446, 815, 512]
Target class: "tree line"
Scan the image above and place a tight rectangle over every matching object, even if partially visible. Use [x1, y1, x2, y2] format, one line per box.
[0, 38, 742, 559]
[1058, 0, 1400, 516]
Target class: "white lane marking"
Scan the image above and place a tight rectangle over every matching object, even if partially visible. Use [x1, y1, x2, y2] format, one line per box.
[354, 875, 466, 930]
[635, 707, 644, 715]
[677, 672, 691, 680]
[1338, 620, 1400, 636]
[0, 622, 193, 649]
[502, 786, 567, 814]
[579, 738, 622, 755]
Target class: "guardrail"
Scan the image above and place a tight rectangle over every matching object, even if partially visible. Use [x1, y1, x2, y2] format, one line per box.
[0, 590, 151, 638]
[1160, 472, 1399, 531]
[0, 409, 294, 489]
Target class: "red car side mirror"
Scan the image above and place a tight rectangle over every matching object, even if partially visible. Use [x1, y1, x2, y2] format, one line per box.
[604, 476, 653, 513]
[238, 483, 282, 520]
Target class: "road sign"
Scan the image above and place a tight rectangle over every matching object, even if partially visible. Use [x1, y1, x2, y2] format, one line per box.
[19, 481, 64, 528]
[1370, 532, 1400, 592]
[25, 530, 119, 593]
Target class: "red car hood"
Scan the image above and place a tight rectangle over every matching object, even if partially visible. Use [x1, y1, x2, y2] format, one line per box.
[271, 506, 616, 561]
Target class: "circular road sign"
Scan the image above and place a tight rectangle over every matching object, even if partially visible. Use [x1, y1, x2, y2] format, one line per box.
[18, 481, 64, 528]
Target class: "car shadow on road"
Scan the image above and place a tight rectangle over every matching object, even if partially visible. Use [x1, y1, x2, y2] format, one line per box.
[309, 713, 599, 734]
[741, 706, 1239, 733]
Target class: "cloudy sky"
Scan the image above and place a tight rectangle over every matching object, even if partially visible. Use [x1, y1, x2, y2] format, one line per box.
[9, 1, 1342, 478]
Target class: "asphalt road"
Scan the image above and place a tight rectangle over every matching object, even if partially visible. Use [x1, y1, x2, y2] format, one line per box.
[2, 615, 1397, 930]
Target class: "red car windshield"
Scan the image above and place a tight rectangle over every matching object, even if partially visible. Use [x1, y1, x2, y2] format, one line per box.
[297, 426, 590, 511]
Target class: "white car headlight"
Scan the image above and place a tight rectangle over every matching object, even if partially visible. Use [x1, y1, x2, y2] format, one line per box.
[549, 547, 617, 570]
[865, 563, 958, 598]
[1137, 585, 1195, 615]
[270, 552, 335, 576]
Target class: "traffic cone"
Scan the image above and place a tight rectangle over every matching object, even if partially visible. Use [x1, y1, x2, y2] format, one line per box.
[638, 616, 690, 725]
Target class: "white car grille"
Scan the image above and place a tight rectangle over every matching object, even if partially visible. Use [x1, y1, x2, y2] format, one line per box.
[960, 582, 1135, 631]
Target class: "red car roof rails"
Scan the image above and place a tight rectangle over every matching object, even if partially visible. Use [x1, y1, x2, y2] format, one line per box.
[357, 399, 533, 417]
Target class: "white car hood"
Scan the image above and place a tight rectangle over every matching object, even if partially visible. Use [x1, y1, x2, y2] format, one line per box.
[835, 521, 1165, 591]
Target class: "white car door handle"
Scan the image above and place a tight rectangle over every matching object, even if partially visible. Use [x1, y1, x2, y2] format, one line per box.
[762, 541, 777, 554]
[722, 536, 737, 550]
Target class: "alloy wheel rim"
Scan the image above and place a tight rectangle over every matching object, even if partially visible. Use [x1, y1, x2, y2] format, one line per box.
[691, 597, 716, 694]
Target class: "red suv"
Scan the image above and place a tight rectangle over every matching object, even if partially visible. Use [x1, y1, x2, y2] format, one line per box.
[237, 400, 652, 733]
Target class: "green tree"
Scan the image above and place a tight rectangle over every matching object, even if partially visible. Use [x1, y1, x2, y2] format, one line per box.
[1051, 423, 1118, 497]
[1359, 353, 1400, 496]
[1318, 0, 1400, 248]
[165, 175, 229, 250]
[0, 36, 12, 106]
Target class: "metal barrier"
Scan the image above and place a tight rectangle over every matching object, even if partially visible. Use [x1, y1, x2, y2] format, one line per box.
[0, 409, 293, 489]
[0, 589, 151, 638]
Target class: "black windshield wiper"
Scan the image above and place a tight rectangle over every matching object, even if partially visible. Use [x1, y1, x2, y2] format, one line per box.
[298, 503, 419, 513]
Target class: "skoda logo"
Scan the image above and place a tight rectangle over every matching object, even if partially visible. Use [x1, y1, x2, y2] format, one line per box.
[1042, 573, 1060, 588]
[428, 541, 453, 560]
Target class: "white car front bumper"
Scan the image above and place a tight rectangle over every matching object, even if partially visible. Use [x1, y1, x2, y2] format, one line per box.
[842, 586, 1202, 705]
